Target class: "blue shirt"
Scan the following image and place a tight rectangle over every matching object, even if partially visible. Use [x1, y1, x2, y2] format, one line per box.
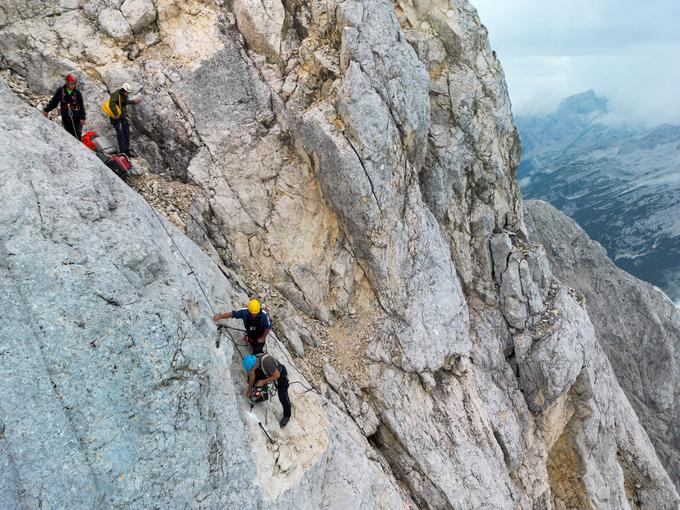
[231, 308, 272, 339]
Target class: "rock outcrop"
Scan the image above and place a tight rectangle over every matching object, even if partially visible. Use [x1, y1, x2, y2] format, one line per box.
[0, 82, 413, 509]
[525, 198, 680, 491]
[1, 0, 679, 508]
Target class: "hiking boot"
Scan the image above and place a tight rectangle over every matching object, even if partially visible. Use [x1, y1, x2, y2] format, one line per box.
[279, 416, 290, 428]
[126, 149, 137, 158]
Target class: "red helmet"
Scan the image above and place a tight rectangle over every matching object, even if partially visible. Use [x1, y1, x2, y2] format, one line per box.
[65, 74, 78, 84]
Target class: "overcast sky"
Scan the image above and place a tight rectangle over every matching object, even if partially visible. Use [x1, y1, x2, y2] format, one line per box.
[473, 0, 680, 125]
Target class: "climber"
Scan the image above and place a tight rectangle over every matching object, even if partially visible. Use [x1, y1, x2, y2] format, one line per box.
[42, 74, 86, 141]
[243, 353, 292, 428]
[212, 299, 271, 355]
[105, 83, 141, 158]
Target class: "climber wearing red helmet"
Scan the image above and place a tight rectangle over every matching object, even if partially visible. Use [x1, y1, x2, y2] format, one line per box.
[43, 74, 87, 141]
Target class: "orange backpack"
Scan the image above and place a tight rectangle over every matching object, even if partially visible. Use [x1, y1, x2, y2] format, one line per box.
[82, 131, 98, 151]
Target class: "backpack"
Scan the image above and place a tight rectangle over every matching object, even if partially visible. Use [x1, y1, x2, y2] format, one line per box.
[81, 131, 98, 151]
[258, 354, 281, 376]
[105, 154, 133, 181]
[102, 93, 122, 118]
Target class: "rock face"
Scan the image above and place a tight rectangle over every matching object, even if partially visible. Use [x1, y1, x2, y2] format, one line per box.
[0, 82, 413, 509]
[525, 199, 680, 491]
[99, 7, 133, 40]
[233, 0, 285, 61]
[121, 0, 156, 34]
[1, 0, 679, 508]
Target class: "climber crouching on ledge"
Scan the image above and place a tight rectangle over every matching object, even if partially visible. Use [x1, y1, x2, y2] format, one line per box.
[212, 299, 271, 354]
[243, 353, 292, 428]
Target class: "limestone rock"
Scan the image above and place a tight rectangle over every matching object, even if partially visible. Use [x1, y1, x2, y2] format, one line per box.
[0, 81, 414, 509]
[120, 0, 156, 33]
[500, 257, 529, 329]
[0, 81, 259, 509]
[519, 258, 544, 319]
[490, 232, 512, 281]
[278, 319, 305, 356]
[515, 288, 595, 412]
[233, 0, 285, 61]
[525, 199, 680, 490]
[83, 0, 106, 20]
[323, 364, 379, 436]
[98, 7, 133, 40]
[1, 0, 679, 506]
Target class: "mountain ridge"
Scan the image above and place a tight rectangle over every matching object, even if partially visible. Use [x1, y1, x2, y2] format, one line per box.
[517, 90, 680, 302]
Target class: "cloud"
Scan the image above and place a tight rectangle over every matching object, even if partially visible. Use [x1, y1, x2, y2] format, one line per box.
[473, 0, 680, 125]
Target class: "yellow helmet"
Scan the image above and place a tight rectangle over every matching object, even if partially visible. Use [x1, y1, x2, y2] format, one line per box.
[248, 299, 261, 314]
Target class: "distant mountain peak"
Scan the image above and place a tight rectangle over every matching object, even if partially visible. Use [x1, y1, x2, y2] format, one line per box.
[558, 89, 608, 114]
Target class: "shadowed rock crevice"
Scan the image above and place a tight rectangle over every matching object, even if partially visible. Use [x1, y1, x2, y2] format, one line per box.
[547, 424, 589, 510]
[368, 423, 450, 510]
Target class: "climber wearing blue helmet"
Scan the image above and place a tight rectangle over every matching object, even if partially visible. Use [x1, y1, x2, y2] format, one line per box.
[243, 354, 258, 373]
[243, 353, 292, 428]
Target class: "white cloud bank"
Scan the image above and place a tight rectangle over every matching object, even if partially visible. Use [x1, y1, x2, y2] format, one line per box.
[473, 0, 680, 125]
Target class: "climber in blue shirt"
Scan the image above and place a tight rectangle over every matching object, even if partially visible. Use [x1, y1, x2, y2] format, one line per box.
[213, 299, 271, 354]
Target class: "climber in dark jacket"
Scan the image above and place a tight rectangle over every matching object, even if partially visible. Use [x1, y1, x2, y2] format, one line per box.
[42, 74, 86, 141]
[108, 83, 141, 157]
[213, 299, 272, 355]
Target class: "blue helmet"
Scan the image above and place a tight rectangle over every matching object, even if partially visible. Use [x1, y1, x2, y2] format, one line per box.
[242, 354, 257, 373]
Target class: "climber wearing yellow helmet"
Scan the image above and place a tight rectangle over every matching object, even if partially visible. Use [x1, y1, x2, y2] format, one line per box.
[213, 299, 271, 354]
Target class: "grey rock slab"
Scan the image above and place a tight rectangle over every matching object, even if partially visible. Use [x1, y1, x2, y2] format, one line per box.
[233, 0, 285, 61]
[525, 198, 680, 490]
[500, 257, 529, 330]
[278, 319, 305, 356]
[282, 101, 471, 372]
[0, 81, 261, 509]
[490, 232, 512, 281]
[555, 335, 680, 508]
[371, 364, 528, 509]
[519, 258, 544, 319]
[0, 79, 415, 509]
[120, 0, 156, 33]
[515, 288, 595, 412]
[98, 7, 132, 40]
[323, 364, 379, 436]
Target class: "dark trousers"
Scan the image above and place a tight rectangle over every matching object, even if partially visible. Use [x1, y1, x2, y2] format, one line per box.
[62, 115, 82, 141]
[247, 335, 265, 355]
[276, 366, 292, 418]
[111, 118, 130, 155]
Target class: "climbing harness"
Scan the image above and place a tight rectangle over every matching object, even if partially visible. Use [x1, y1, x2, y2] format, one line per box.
[250, 382, 277, 404]
[248, 382, 278, 443]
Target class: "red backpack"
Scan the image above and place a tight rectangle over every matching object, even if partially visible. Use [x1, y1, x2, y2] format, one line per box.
[106, 154, 133, 181]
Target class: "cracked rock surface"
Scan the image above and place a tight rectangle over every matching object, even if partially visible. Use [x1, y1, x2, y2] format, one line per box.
[525, 199, 680, 492]
[1, 0, 679, 508]
[0, 82, 413, 509]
